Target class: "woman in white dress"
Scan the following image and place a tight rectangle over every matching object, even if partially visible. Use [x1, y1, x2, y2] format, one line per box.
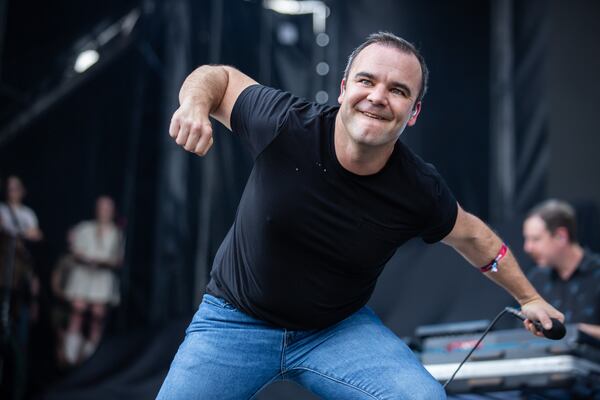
[60, 196, 123, 365]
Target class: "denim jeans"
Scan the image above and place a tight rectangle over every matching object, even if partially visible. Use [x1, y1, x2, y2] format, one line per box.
[157, 294, 446, 400]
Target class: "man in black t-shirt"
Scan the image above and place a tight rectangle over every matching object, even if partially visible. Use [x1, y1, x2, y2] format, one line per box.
[524, 199, 600, 339]
[158, 32, 563, 400]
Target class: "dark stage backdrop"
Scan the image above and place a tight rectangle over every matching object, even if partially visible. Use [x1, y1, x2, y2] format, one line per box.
[1, 0, 599, 399]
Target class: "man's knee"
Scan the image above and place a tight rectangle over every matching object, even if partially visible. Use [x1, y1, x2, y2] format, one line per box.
[400, 376, 445, 400]
[421, 380, 446, 400]
[375, 368, 446, 400]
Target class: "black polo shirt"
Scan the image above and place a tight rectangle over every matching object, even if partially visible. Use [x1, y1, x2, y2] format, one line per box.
[528, 250, 600, 324]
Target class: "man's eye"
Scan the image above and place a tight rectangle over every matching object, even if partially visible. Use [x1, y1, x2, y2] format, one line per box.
[359, 79, 372, 85]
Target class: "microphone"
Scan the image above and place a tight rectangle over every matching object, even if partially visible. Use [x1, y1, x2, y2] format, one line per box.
[505, 307, 566, 340]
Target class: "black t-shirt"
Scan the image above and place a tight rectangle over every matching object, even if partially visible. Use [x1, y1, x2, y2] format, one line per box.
[528, 250, 600, 324]
[206, 85, 458, 329]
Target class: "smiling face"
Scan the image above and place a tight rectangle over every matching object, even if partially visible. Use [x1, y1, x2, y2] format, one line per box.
[337, 43, 423, 150]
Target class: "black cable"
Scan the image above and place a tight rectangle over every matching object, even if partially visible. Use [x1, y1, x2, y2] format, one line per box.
[442, 308, 509, 389]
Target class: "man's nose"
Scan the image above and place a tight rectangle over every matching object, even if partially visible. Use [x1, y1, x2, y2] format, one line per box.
[367, 85, 387, 105]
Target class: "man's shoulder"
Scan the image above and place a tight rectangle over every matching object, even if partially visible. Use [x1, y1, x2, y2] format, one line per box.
[395, 142, 434, 172]
[582, 250, 600, 272]
[239, 84, 335, 122]
[527, 265, 553, 282]
[393, 143, 446, 189]
[238, 84, 300, 109]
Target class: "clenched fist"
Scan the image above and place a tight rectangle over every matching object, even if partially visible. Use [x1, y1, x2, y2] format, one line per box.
[169, 98, 214, 156]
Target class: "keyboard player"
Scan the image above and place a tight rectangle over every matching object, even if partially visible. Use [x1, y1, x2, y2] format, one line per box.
[523, 199, 600, 339]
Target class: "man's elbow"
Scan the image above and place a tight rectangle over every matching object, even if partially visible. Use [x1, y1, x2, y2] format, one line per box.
[442, 208, 483, 245]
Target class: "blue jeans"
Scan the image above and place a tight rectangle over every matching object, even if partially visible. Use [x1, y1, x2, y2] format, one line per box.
[157, 294, 445, 400]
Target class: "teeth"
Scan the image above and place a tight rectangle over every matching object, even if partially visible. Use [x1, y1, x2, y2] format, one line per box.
[363, 112, 382, 120]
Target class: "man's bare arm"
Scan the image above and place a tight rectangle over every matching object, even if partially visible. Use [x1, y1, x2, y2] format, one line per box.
[169, 65, 257, 156]
[442, 204, 564, 335]
[578, 323, 600, 339]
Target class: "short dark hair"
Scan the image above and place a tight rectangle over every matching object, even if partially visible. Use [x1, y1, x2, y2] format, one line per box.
[527, 199, 578, 243]
[343, 32, 429, 105]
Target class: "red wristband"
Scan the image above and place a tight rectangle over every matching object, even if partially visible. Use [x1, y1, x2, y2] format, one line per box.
[480, 243, 508, 273]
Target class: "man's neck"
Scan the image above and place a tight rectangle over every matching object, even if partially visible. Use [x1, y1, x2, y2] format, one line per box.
[333, 116, 395, 176]
[554, 244, 584, 280]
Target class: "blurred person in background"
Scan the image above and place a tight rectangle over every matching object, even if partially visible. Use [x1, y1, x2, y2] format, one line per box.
[0, 175, 43, 241]
[524, 199, 600, 339]
[52, 195, 123, 366]
[0, 175, 42, 400]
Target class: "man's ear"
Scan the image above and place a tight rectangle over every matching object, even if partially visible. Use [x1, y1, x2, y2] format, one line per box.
[407, 101, 422, 127]
[338, 79, 346, 104]
[555, 227, 570, 243]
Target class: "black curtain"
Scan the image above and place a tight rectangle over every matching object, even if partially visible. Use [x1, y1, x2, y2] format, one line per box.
[146, 0, 263, 324]
[489, 0, 550, 221]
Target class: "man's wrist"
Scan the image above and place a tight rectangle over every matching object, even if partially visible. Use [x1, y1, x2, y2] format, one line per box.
[517, 294, 544, 307]
[181, 96, 211, 113]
